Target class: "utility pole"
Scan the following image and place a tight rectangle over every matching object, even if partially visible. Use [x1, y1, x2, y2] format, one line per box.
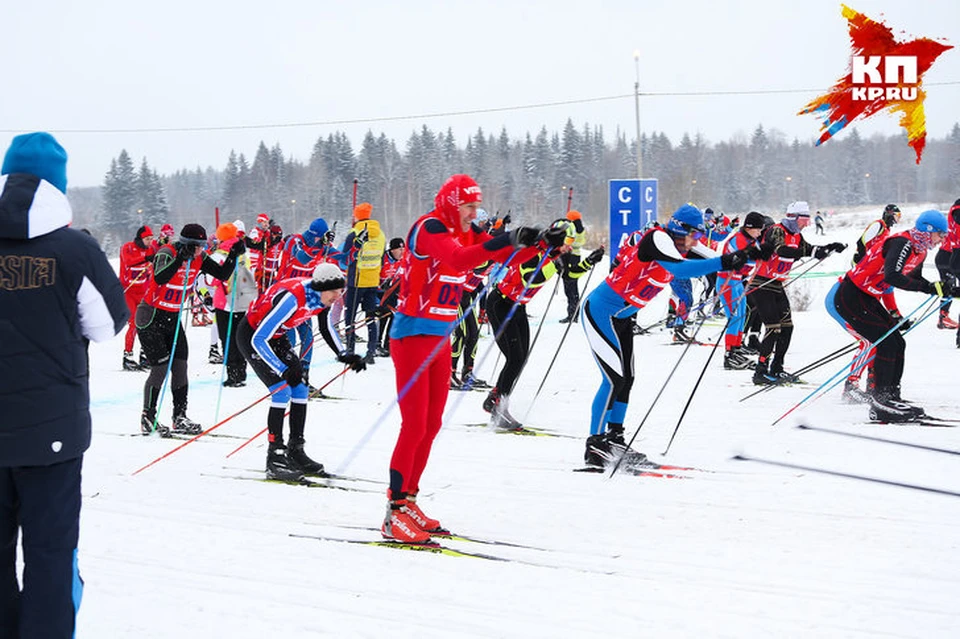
[634, 50, 642, 180]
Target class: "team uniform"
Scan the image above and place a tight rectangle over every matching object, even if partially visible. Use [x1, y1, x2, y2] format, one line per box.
[375, 239, 405, 358]
[716, 213, 765, 370]
[238, 265, 359, 480]
[750, 202, 845, 385]
[119, 225, 156, 369]
[580, 205, 755, 469]
[135, 224, 243, 436]
[450, 261, 492, 389]
[826, 211, 950, 422]
[384, 174, 516, 544]
[934, 199, 960, 332]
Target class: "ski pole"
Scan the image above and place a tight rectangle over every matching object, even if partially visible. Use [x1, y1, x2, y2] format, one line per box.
[566, 187, 574, 213]
[224, 366, 353, 459]
[149, 259, 193, 434]
[523, 263, 599, 422]
[609, 312, 712, 478]
[770, 295, 938, 426]
[442, 250, 558, 426]
[738, 341, 860, 402]
[335, 246, 535, 473]
[132, 389, 275, 475]
[352, 178, 358, 209]
[214, 261, 240, 423]
[662, 316, 732, 456]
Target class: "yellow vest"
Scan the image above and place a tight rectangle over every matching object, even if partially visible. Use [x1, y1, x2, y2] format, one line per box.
[354, 220, 385, 288]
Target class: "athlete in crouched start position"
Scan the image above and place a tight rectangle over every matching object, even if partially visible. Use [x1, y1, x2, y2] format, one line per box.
[580, 205, 759, 470]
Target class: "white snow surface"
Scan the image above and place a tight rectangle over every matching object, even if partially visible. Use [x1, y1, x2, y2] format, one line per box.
[70, 207, 959, 638]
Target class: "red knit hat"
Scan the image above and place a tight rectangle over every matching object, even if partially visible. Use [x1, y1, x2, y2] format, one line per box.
[160, 223, 175, 238]
[434, 174, 482, 236]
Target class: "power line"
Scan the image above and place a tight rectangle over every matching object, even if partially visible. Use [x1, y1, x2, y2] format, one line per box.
[4, 81, 958, 135]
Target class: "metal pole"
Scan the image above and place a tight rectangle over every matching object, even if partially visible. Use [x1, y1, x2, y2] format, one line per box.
[633, 50, 642, 180]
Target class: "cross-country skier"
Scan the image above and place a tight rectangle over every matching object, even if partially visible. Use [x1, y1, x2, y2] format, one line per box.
[383, 174, 539, 544]
[717, 211, 767, 370]
[826, 210, 952, 422]
[238, 263, 364, 481]
[934, 199, 960, 332]
[119, 225, 156, 370]
[482, 220, 604, 430]
[853, 204, 901, 265]
[751, 201, 846, 385]
[136, 223, 244, 436]
[580, 204, 758, 470]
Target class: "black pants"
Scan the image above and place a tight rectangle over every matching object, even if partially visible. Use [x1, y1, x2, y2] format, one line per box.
[136, 304, 191, 417]
[833, 277, 905, 389]
[486, 290, 529, 396]
[215, 309, 247, 382]
[751, 278, 794, 373]
[1, 456, 83, 639]
[451, 289, 480, 373]
[935, 248, 954, 314]
[561, 252, 581, 319]
[378, 289, 399, 351]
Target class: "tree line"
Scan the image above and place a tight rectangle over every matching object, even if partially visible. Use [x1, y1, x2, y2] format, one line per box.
[76, 120, 960, 255]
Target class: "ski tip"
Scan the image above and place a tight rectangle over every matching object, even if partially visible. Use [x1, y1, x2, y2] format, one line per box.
[796, 423, 812, 431]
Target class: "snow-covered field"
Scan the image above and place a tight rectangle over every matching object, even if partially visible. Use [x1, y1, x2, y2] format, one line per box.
[74, 206, 959, 638]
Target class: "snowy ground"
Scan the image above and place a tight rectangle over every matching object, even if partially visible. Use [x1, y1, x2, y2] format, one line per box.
[72, 206, 959, 638]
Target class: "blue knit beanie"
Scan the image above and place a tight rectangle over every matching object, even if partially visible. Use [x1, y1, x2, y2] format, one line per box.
[302, 217, 329, 247]
[2, 132, 68, 193]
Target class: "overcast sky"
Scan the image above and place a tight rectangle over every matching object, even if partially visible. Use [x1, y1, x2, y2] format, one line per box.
[1, 0, 957, 188]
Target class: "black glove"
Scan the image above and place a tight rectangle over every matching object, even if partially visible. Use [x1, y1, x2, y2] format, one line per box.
[828, 242, 847, 253]
[354, 228, 369, 247]
[720, 248, 750, 271]
[572, 218, 584, 234]
[323, 230, 336, 245]
[175, 242, 195, 262]
[338, 352, 367, 372]
[502, 214, 512, 226]
[759, 242, 775, 260]
[813, 245, 831, 260]
[730, 217, 740, 228]
[229, 240, 246, 256]
[925, 280, 947, 297]
[282, 360, 303, 387]
[540, 226, 568, 248]
[889, 310, 913, 331]
[744, 244, 762, 260]
[584, 247, 605, 266]
[509, 226, 540, 248]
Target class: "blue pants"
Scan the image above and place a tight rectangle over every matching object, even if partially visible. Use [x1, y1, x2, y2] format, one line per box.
[581, 282, 638, 435]
[717, 277, 745, 340]
[669, 278, 693, 326]
[1, 456, 83, 639]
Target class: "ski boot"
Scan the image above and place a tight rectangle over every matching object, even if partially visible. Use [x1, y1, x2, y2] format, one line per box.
[558, 315, 573, 324]
[140, 409, 167, 436]
[363, 351, 376, 366]
[404, 493, 446, 534]
[672, 324, 695, 344]
[769, 365, 801, 384]
[584, 434, 611, 469]
[841, 380, 871, 404]
[937, 310, 958, 330]
[604, 425, 651, 470]
[723, 350, 751, 370]
[265, 445, 304, 482]
[123, 351, 141, 371]
[490, 397, 524, 432]
[286, 439, 325, 477]
[449, 372, 463, 390]
[170, 410, 202, 436]
[138, 352, 150, 370]
[868, 388, 919, 423]
[888, 386, 925, 418]
[381, 499, 432, 544]
[482, 387, 501, 414]
[375, 346, 391, 358]
[462, 369, 491, 390]
[208, 344, 223, 364]
[752, 361, 776, 386]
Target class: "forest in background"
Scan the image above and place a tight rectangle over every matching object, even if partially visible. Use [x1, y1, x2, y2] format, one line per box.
[68, 119, 960, 255]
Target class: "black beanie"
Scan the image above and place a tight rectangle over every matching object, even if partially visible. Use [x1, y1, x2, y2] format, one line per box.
[389, 237, 405, 250]
[179, 223, 207, 244]
[743, 212, 766, 229]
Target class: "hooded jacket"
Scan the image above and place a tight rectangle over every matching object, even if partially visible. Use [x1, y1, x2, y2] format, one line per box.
[343, 219, 385, 288]
[0, 173, 128, 466]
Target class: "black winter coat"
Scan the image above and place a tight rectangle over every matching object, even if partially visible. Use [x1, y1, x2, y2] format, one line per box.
[0, 173, 128, 466]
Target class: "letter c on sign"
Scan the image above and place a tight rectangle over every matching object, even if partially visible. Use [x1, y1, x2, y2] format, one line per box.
[618, 187, 632, 203]
[645, 187, 653, 203]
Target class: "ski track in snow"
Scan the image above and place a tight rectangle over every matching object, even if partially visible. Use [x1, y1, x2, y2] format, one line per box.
[63, 206, 960, 637]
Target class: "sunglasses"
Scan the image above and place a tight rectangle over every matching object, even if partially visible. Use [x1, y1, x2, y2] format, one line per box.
[677, 222, 705, 239]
